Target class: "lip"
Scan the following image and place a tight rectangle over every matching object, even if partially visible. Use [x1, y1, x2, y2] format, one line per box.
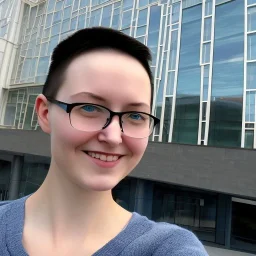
[83, 151, 122, 168]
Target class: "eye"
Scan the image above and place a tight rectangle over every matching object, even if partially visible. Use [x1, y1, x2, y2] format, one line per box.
[82, 104, 97, 112]
[129, 113, 143, 120]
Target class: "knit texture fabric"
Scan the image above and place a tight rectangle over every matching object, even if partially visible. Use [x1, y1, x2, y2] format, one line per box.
[0, 196, 208, 256]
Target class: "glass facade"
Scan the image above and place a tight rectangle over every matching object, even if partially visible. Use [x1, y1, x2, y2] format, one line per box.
[152, 182, 217, 243]
[1, 0, 255, 150]
[231, 201, 256, 253]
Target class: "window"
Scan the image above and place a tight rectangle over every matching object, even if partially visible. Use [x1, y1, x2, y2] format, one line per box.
[55, 0, 64, 11]
[248, 0, 256, 5]
[51, 23, 61, 36]
[46, 13, 53, 28]
[166, 71, 175, 96]
[77, 14, 86, 29]
[248, 34, 256, 60]
[37, 56, 50, 75]
[171, 3, 180, 24]
[80, 0, 89, 8]
[47, 0, 55, 12]
[203, 17, 212, 41]
[248, 7, 256, 32]
[246, 91, 256, 122]
[245, 130, 254, 148]
[202, 43, 210, 63]
[138, 9, 148, 27]
[203, 65, 209, 101]
[247, 62, 256, 89]
[122, 10, 132, 29]
[53, 11, 62, 24]
[63, 7, 72, 20]
[162, 97, 172, 142]
[205, 0, 213, 16]
[48, 35, 59, 55]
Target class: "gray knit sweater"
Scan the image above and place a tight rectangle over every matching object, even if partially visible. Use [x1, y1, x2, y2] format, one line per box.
[0, 196, 208, 255]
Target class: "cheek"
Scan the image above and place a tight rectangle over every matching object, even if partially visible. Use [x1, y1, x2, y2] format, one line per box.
[124, 137, 148, 159]
[50, 115, 90, 152]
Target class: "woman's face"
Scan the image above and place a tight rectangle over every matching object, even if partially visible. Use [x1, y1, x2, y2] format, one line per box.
[38, 50, 151, 191]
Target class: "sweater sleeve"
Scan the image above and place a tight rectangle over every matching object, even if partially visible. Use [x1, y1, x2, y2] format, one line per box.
[153, 226, 209, 256]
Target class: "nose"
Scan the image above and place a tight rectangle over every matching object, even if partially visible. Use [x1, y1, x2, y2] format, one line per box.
[98, 116, 123, 146]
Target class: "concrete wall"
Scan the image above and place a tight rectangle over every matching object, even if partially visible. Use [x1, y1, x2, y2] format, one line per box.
[0, 129, 256, 199]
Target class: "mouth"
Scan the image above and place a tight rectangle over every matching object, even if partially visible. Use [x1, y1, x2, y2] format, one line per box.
[83, 151, 123, 162]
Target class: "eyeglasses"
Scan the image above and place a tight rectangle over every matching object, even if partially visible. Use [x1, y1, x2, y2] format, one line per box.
[47, 98, 160, 139]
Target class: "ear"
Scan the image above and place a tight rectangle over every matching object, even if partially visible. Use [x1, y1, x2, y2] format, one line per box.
[35, 94, 51, 134]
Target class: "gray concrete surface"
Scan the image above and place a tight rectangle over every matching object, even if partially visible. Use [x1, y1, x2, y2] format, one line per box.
[205, 246, 255, 256]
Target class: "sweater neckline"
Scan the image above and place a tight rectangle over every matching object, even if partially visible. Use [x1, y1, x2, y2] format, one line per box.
[6, 196, 152, 256]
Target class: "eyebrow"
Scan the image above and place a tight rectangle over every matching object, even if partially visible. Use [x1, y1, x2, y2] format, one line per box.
[70, 92, 150, 108]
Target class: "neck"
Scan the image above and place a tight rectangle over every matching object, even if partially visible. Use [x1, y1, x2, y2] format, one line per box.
[25, 164, 130, 238]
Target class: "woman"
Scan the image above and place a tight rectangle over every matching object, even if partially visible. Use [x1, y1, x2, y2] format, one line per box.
[0, 27, 208, 256]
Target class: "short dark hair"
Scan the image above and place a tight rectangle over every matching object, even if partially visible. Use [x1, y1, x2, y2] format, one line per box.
[43, 27, 153, 105]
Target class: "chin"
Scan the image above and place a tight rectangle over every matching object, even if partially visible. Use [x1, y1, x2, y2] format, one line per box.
[77, 177, 120, 192]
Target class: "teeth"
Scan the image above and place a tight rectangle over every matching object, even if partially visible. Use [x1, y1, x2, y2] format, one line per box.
[100, 155, 107, 161]
[86, 152, 119, 162]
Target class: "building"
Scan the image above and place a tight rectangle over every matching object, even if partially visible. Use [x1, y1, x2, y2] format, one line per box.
[0, 0, 256, 254]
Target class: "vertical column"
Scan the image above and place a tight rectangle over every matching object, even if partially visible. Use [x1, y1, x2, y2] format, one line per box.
[155, 0, 182, 143]
[152, 2, 168, 142]
[8, 155, 24, 200]
[198, 0, 215, 145]
[225, 196, 232, 248]
[242, 0, 256, 149]
[215, 194, 232, 247]
[134, 179, 154, 219]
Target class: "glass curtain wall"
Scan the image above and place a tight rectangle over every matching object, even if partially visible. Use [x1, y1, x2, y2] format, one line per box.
[208, 0, 244, 147]
[5, 0, 256, 149]
[152, 182, 217, 243]
[172, 4, 202, 144]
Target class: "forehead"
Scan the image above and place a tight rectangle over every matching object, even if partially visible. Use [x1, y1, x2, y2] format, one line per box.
[57, 50, 151, 108]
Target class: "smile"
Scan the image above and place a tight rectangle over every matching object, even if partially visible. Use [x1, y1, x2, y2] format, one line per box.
[84, 151, 121, 162]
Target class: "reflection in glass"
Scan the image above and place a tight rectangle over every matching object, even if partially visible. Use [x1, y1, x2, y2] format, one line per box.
[248, 7, 256, 32]
[245, 130, 254, 148]
[138, 9, 148, 27]
[203, 17, 212, 42]
[231, 202, 256, 253]
[203, 65, 209, 101]
[63, 7, 72, 20]
[37, 56, 50, 76]
[53, 11, 62, 24]
[166, 71, 175, 95]
[152, 183, 217, 243]
[201, 122, 205, 140]
[202, 102, 207, 121]
[205, 0, 213, 16]
[248, 0, 256, 4]
[246, 91, 256, 122]
[248, 33, 256, 60]
[247, 62, 256, 89]
[169, 30, 178, 70]
[122, 10, 132, 28]
[78, 14, 86, 29]
[162, 97, 172, 142]
[172, 5, 202, 144]
[171, 3, 180, 24]
[209, 0, 244, 148]
[47, 0, 55, 12]
[101, 5, 112, 27]
[48, 36, 59, 55]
